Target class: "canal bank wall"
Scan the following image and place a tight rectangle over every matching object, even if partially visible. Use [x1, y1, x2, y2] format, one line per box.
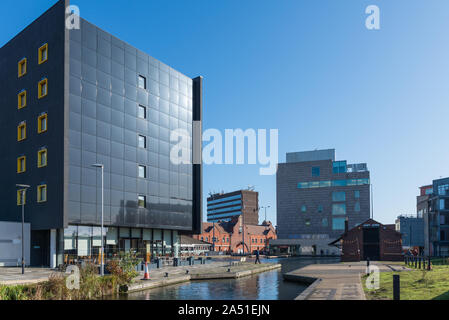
[125, 262, 281, 293]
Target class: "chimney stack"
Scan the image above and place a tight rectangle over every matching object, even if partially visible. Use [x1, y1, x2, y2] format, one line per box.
[344, 217, 349, 234]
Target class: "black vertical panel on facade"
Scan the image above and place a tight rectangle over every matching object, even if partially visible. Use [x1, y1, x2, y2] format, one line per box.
[192, 76, 203, 234]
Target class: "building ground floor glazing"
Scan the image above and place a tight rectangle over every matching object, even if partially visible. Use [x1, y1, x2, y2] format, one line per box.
[49, 225, 181, 267]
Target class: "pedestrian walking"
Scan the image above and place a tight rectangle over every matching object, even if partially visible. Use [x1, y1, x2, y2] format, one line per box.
[255, 249, 261, 264]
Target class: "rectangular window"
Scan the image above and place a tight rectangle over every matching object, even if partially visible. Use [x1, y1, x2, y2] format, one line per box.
[317, 204, 323, 213]
[18, 90, 27, 109]
[305, 219, 311, 226]
[332, 203, 346, 215]
[37, 185, 47, 203]
[297, 182, 309, 189]
[319, 180, 331, 187]
[322, 218, 328, 227]
[38, 113, 48, 133]
[332, 180, 347, 187]
[38, 78, 48, 98]
[138, 75, 146, 89]
[38, 43, 48, 64]
[312, 167, 320, 177]
[332, 218, 346, 230]
[17, 189, 26, 206]
[138, 195, 146, 208]
[309, 181, 319, 188]
[138, 165, 146, 178]
[332, 191, 346, 202]
[138, 135, 147, 149]
[332, 161, 347, 174]
[18, 58, 27, 77]
[355, 190, 360, 198]
[38, 148, 47, 168]
[301, 205, 307, 213]
[355, 202, 361, 212]
[17, 122, 26, 141]
[138, 105, 147, 119]
[17, 156, 26, 173]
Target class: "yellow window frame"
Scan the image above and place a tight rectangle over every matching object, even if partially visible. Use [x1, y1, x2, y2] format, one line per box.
[38, 148, 47, 168]
[17, 156, 26, 173]
[38, 78, 48, 99]
[18, 90, 27, 109]
[37, 184, 47, 203]
[17, 189, 26, 206]
[17, 122, 26, 141]
[38, 113, 48, 133]
[18, 58, 27, 78]
[38, 43, 48, 64]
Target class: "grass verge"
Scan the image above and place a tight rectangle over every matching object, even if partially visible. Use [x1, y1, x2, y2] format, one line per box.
[362, 265, 449, 300]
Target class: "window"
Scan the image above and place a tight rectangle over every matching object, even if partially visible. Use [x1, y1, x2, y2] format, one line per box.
[38, 113, 48, 133]
[332, 191, 346, 202]
[332, 180, 347, 187]
[332, 161, 347, 174]
[298, 182, 309, 189]
[312, 167, 320, 177]
[17, 189, 26, 206]
[355, 190, 360, 198]
[317, 204, 323, 213]
[320, 180, 331, 187]
[138, 105, 147, 119]
[138, 195, 146, 208]
[17, 156, 26, 173]
[438, 184, 449, 196]
[332, 203, 346, 215]
[332, 218, 346, 230]
[322, 218, 328, 227]
[355, 202, 361, 212]
[440, 199, 446, 210]
[138, 135, 147, 149]
[305, 219, 311, 226]
[301, 205, 307, 213]
[138, 75, 146, 89]
[17, 122, 26, 141]
[138, 165, 146, 178]
[18, 58, 27, 77]
[37, 185, 47, 203]
[38, 43, 48, 64]
[18, 90, 27, 109]
[38, 148, 47, 168]
[38, 78, 48, 98]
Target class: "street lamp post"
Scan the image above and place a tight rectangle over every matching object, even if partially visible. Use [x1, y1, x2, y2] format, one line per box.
[92, 164, 104, 276]
[16, 184, 30, 275]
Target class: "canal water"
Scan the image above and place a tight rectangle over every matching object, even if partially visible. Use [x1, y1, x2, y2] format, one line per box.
[118, 257, 339, 300]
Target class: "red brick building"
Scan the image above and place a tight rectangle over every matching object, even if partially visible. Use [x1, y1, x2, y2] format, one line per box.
[192, 216, 276, 254]
[329, 218, 403, 262]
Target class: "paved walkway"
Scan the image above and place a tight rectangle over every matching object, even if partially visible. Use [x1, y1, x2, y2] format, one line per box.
[284, 261, 410, 300]
[0, 268, 60, 286]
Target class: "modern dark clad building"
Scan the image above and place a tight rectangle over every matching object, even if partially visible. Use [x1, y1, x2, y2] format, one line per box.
[0, 0, 202, 267]
[206, 190, 259, 225]
[423, 177, 449, 257]
[395, 215, 424, 253]
[274, 149, 370, 256]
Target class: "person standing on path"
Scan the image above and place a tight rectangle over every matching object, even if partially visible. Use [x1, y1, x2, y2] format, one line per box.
[255, 249, 261, 264]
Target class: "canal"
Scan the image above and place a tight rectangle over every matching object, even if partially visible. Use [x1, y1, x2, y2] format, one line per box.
[118, 256, 340, 300]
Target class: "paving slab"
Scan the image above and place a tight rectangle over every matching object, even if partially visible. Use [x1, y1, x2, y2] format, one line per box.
[284, 261, 410, 300]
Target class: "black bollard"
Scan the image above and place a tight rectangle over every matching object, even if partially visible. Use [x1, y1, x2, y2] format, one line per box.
[415, 257, 418, 268]
[393, 275, 400, 300]
[418, 257, 421, 269]
[427, 257, 431, 271]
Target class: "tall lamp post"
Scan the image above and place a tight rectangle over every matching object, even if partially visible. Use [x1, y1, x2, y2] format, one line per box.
[16, 184, 30, 275]
[92, 164, 104, 276]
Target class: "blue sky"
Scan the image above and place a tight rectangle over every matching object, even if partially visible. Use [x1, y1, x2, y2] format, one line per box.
[2, 0, 449, 226]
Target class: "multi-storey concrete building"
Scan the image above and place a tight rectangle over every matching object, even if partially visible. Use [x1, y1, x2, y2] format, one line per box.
[0, 1, 202, 267]
[272, 149, 370, 256]
[206, 190, 259, 224]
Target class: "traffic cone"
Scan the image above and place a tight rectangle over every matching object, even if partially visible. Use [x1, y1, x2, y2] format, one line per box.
[142, 261, 150, 280]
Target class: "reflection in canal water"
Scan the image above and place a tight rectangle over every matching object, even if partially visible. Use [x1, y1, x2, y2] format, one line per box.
[119, 257, 339, 300]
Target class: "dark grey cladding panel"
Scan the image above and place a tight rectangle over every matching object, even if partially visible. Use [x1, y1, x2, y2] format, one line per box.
[0, 0, 67, 230]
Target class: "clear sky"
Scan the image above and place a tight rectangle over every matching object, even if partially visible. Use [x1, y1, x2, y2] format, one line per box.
[2, 0, 449, 226]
